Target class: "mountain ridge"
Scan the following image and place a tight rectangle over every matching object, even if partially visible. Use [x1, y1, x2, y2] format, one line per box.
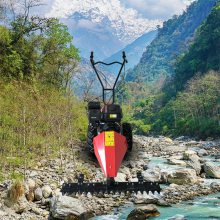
[104, 30, 158, 71]
[47, 0, 162, 44]
[126, 0, 218, 82]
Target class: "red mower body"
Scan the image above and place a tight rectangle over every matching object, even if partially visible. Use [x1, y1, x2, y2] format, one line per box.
[93, 131, 128, 177]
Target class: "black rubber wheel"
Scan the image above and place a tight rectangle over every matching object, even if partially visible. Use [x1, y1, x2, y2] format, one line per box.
[122, 123, 133, 151]
[86, 125, 97, 153]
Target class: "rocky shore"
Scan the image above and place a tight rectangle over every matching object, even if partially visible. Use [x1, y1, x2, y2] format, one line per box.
[0, 135, 220, 220]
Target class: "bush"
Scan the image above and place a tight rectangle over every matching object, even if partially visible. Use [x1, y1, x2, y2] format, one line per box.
[0, 80, 87, 178]
[7, 180, 24, 203]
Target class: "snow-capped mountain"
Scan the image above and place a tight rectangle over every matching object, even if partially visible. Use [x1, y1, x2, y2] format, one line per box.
[104, 30, 158, 71]
[46, 0, 162, 44]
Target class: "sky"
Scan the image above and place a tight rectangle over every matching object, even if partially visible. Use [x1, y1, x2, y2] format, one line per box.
[120, 0, 195, 19]
[42, 0, 195, 20]
[33, 0, 195, 58]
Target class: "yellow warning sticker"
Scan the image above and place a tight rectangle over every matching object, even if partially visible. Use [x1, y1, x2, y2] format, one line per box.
[105, 131, 115, 146]
[109, 114, 117, 119]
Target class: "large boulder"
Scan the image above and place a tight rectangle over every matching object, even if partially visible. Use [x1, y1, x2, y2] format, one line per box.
[142, 167, 161, 182]
[50, 196, 91, 220]
[204, 162, 220, 178]
[127, 204, 160, 220]
[167, 169, 198, 185]
[183, 150, 201, 175]
[186, 154, 201, 175]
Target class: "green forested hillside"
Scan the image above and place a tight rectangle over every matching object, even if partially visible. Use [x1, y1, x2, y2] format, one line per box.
[0, 3, 87, 180]
[126, 0, 218, 82]
[122, 2, 220, 138]
[173, 3, 220, 92]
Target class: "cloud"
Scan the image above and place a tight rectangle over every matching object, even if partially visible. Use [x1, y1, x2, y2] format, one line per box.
[31, 0, 194, 20]
[43, 0, 195, 43]
[45, 0, 162, 43]
[120, 0, 195, 19]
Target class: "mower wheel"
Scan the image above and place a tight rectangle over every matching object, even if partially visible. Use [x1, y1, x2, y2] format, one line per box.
[122, 123, 132, 151]
[87, 125, 97, 153]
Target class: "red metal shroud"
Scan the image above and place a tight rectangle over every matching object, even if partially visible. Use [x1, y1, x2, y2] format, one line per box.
[93, 131, 128, 178]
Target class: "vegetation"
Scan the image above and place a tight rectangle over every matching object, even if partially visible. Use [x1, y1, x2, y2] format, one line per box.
[158, 71, 220, 137]
[0, 0, 87, 181]
[126, 0, 217, 82]
[173, 3, 220, 92]
[7, 180, 25, 203]
[0, 0, 219, 184]
[122, 2, 220, 139]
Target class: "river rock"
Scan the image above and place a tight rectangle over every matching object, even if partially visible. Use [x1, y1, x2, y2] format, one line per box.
[42, 185, 52, 198]
[5, 195, 29, 214]
[0, 210, 7, 217]
[142, 167, 161, 182]
[115, 172, 126, 182]
[186, 154, 201, 175]
[164, 137, 173, 144]
[169, 183, 179, 188]
[167, 158, 186, 166]
[133, 193, 158, 204]
[204, 162, 220, 178]
[50, 196, 89, 219]
[198, 149, 208, 156]
[26, 179, 36, 191]
[127, 204, 160, 220]
[120, 167, 131, 176]
[183, 150, 197, 160]
[168, 214, 187, 220]
[210, 182, 220, 190]
[26, 191, 35, 202]
[175, 136, 187, 141]
[34, 187, 43, 201]
[167, 169, 197, 185]
[29, 171, 38, 178]
[185, 141, 198, 146]
[157, 199, 171, 207]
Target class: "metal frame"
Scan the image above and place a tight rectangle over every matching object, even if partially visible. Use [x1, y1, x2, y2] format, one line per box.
[90, 51, 127, 104]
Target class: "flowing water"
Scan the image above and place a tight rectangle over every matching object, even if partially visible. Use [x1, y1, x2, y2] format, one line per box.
[91, 193, 220, 219]
[91, 156, 220, 220]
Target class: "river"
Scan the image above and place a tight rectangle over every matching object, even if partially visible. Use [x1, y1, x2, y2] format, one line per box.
[91, 154, 220, 220]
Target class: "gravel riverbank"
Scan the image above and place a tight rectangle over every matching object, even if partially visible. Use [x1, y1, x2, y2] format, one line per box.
[0, 135, 220, 219]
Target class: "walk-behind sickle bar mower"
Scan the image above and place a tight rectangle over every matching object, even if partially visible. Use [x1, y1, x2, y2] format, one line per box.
[61, 52, 161, 195]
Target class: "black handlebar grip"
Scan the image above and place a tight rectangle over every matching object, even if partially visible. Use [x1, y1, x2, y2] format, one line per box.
[90, 51, 94, 60]
[123, 51, 128, 63]
[122, 51, 126, 59]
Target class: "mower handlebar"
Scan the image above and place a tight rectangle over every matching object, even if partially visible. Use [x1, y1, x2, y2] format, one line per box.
[90, 51, 128, 104]
[90, 51, 94, 63]
[90, 51, 127, 65]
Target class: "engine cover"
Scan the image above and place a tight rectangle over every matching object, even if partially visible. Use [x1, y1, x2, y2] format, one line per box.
[93, 131, 128, 178]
